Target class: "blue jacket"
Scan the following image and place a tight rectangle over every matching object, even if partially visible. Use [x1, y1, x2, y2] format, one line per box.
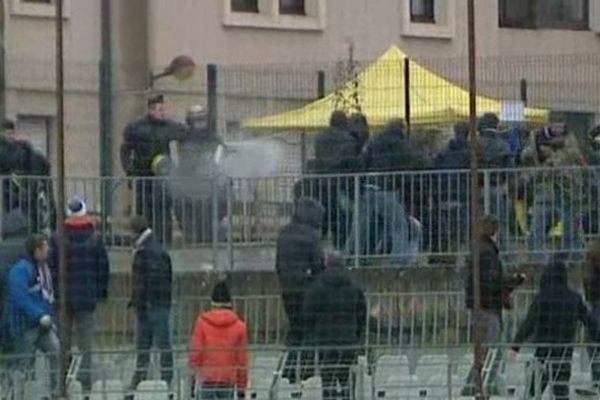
[8, 257, 54, 336]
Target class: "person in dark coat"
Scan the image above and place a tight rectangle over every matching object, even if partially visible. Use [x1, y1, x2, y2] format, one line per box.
[362, 119, 424, 173]
[463, 215, 525, 396]
[314, 111, 358, 174]
[128, 216, 174, 393]
[0, 120, 54, 235]
[303, 252, 366, 400]
[478, 113, 514, 247]
[47, 197, 109, 393]
[584, 240, 600, 393]
[310, 111, 359, 248]
[348, 112, 370, 157]
[511, 262, 598, 399]
[172, 105, 226, 243]
[432, 122, 471, 253]
[120, 95, 187, 245]
[275, 198, 324, 382]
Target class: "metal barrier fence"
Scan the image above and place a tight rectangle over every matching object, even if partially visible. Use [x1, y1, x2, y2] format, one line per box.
[0, 165, 598, 267]
[88, 290, 541, 351]
[1, 344, 598, 399]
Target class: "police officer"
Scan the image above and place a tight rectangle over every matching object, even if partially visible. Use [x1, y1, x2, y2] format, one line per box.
[120, 95, 187, 245]
[172, 105, 226, 243]
[0, 120, 53, 236]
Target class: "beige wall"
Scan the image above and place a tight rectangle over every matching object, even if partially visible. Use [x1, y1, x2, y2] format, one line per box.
[4, 0, 600, 178]
[146, 0, 600, 67]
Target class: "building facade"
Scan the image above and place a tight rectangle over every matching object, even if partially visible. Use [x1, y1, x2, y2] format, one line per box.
[1, 0, 600, 177]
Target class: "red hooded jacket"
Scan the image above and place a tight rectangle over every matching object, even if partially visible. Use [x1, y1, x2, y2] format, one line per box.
[189, 308, 248, 389]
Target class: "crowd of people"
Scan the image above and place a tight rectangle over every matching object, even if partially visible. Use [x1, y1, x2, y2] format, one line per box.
[7, 193, 600, 399]
[298, 109, 600, 262]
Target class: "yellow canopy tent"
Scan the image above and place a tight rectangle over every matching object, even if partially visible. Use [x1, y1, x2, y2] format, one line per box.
[244, 45, 549, 131]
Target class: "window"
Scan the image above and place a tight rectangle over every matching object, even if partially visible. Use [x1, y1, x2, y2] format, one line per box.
[231, 0, 258, 13]
[499, 0, 589, 30]
[402, 0, 454, 39]
[280, 0, 305, 15]
[11, 0, 70, 17]
[16, 115, 50, 157]
[223, 0, 325, 31]
[410, 0, 435, 23]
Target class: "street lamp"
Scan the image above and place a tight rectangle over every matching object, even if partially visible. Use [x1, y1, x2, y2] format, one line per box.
[150, 55, 196, 88]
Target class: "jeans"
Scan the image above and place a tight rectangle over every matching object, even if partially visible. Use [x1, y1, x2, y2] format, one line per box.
[488, 185, 509, 249]
[10, 326, 60, 400]
[135, 179, 173, 246]
[463, 310, 502, 395]
[197, 383, 235, 400]
[64, 311, 94, 391]
[345, 189, 410, 263]
[529, 190, 582, 261]
[320, 350, 357, 400]
[131, 307, 174, 389]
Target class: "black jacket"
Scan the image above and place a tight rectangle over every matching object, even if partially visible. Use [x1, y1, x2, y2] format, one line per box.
[513, 263, 597, 352]
[435, 139, 470, 170]
[48, 216, 109, 313]
[466, 237, 524, 313]
[362, 129, 424, 173]
[275, 198, 324, 297]
[302, 268, 367, 347]
[314, 127, 360, 173]
[0, 138, 50, 176]
[130, 230, 172, 311]
[120, 115, 187, 176]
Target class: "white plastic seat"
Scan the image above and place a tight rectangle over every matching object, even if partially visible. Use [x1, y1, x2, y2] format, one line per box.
[134, 380, 170, 400]
[416, 354, 450, 398]
[374, 355, 416, 398]
[67, 380, 83, 400]
[301, 376, 322, 399]
[90, 379, 125, 400]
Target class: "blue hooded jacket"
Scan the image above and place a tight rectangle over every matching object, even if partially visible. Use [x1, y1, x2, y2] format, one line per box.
[8, 256, 54, 336]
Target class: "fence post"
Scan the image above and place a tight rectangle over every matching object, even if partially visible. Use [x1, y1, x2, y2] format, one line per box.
[212, 178, 219, 270]
[483, 170, 491, 215]
[227, 177, 234, 271]
[207, 64, 218, 134]
[354, 174, 360, 268]
[317, 70, 326, 99]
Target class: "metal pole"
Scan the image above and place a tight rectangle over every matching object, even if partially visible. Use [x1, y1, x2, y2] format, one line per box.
[55, 0, 68, 397]
[404, 57, 411, 138]
[467, 0, 484, 398]
[207, 64, 218, 134]
[520, 78, 528, 107]
[317, 70, 326, 99]
[99, 0, 113, 236]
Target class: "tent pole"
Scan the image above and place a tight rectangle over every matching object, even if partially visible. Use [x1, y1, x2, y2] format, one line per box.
[404, 57, 411, 138]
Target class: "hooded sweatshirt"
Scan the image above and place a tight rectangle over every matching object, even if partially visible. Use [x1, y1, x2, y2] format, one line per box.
[302, 268, 367, 347]
[189, 308, 248, 389]
[275, 198, 324, 297]
[48, 216, 109, 313]
[513, 263, 597, 352]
